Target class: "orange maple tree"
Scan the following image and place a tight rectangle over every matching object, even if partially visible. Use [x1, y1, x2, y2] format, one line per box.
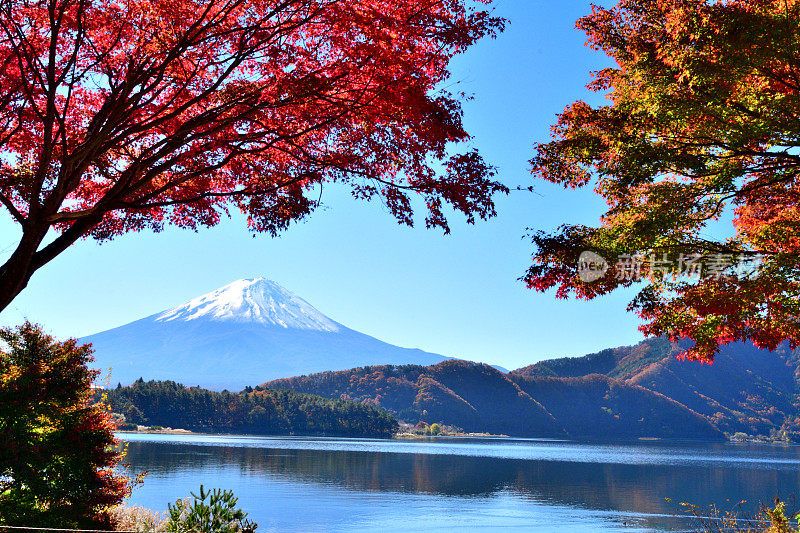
[527, 0, 800, 360]
[0, 322, 130, 528]
[0, 0, 506, 310]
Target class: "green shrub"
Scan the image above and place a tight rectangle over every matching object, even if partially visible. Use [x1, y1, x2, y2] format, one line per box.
[166, 485, 257, 532]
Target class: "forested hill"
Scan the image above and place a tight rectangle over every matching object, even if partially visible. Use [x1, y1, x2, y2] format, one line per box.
[272, 361, 565, 437]
[512, 337, 800, 439]
[265, 359, 722, 440]
[106, 338, 800, 441]
[102, 379, 398, 438]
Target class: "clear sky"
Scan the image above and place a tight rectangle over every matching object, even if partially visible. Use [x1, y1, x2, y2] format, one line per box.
[0, 1, 646, 371]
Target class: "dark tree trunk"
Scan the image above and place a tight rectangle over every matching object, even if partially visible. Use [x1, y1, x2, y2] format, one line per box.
[0, 230, 47, 313]
[0, 215, 101, 314]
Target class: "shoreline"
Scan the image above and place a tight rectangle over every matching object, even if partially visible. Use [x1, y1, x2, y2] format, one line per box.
[117, 427, 194, 435]
[115, 430, 798, 447]
[393, 432, 510, 440]
[116, 429, 511, 440]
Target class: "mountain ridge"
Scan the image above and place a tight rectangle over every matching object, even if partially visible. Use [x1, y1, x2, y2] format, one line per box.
[264, 337, 800, 440]
[265, 359, 723, 440]
[512, 337, 800, 438]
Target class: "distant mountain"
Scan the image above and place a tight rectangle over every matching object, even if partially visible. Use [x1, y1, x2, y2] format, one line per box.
[83, 278, 449, 390]
[265, 359, 723, 440]
[513, 337, 800, 438]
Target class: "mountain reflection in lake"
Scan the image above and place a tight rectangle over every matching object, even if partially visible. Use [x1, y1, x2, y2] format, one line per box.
[119, 434, 800, 532]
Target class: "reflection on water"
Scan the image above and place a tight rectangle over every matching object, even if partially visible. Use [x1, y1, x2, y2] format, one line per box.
[119, 434, 800, 532]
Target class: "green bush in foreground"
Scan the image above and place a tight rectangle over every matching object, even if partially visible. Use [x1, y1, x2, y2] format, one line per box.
[166, 486, 257, 533]
[111, 487, 257, 532]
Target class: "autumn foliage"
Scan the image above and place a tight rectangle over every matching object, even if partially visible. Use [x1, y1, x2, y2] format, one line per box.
[0, 322, 129, 528]
[527, 0, 800, 360]
[0, 0, 506, 310]
[265, 359, 724, 440]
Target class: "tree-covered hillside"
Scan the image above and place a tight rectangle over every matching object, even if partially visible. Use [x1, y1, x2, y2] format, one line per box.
[513, 338, 800, 439]
[102, 379, 398, 438]
[266, 359, 722, 440]
[511, 374, 718, 440]
[105, 337, 800, 441]
[268, 361, 565, 438]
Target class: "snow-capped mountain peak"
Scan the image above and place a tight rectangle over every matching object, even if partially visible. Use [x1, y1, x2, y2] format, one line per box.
[85, 277, 450, 389]
[155, 277, 341, 332]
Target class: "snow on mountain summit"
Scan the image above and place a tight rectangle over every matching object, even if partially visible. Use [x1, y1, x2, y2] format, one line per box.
[155, 277, 340, 332]
[85, 277, 450, 389]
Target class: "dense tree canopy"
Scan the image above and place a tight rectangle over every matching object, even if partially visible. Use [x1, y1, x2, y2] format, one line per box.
[104, 378, 399, 437]
[0, 322, 128, 528]
[527, 0, 800, 360]
[0, 0, 506, 311]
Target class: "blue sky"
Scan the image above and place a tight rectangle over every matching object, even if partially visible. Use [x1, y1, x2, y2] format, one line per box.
[0, 1, 646, 371]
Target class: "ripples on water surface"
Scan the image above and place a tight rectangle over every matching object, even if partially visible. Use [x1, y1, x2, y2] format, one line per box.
[118, 434, 800, 532]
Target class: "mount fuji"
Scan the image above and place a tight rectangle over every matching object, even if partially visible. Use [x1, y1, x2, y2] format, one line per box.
[83, 278, 449, 390]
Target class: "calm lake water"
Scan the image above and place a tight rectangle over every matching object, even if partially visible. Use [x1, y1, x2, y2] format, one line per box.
[118, 434, 800, 532]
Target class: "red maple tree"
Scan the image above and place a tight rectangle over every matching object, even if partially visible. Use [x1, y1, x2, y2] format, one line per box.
[0, 0, 506, 310]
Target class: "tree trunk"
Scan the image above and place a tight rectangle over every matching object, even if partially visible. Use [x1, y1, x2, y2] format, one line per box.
[0, 215, 103, 314]
[0, 231, 47, 314]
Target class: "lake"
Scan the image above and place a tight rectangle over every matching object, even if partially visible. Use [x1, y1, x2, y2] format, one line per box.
[118, 434, 800, 532]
